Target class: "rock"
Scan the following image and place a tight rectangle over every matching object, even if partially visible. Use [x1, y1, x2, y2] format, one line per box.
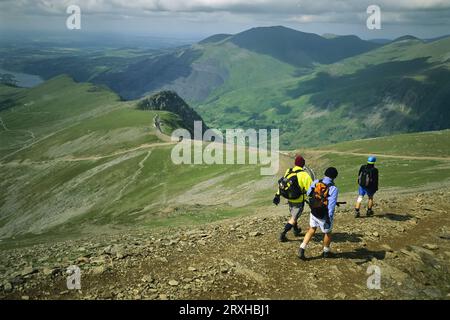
[381, 244, 393, 252]
[409, 245, 435, 256]
[372, 232, 380, 238]
[21, 295, 30, 300]
[3, 282, 13, 293]
[423, 288, 442, 299]
[168, 280, 179, 286]
[42, 267, 59, 276]
[159, 294, 168, 300]
[90, 256, 108, 265]
[21, 266, 37, 277]
[220, 267, 229, 274]
[385, 251, 398, 259]
[423, 244, 439, 250]
[249, 231, 262, 237]
[92, 266, 106, 275]
[333, 293, 346, 299]
[76, 256, 90, 264]
[142, 275, 154, 283]
[188, 267, 197, 272]
[102, 245, 112, 255]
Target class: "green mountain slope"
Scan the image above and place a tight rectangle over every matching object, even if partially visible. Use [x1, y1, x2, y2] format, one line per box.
[0, 77, 272, 245]
[2, 27, 450, 149]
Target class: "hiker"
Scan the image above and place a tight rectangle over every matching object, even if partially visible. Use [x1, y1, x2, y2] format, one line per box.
[299, 167, 339, 259]
[355, 156, 379, 218]
[273, 155, 313, 242]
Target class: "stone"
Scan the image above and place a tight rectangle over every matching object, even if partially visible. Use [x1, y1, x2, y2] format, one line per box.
[249, 231, 262, 237]
[333, 293, 346, 299]
[188, 267, 197, 272]
[21, 266, 37, 277]
[373, 232, 380, 238]
[3, 282, 13, 293]
[385, 251, 398, 259]
[168, 280, 179, 286]
[142, 275, 154, 283]
[42, 267, 58, 276]
[21, 295, 30, 300]
[76, 257, 90, 264]
[423, 244, 439, 250]
[92, 266, 106, 275]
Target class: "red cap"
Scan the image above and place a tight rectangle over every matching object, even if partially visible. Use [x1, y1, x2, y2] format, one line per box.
[295, 155, 305, 167]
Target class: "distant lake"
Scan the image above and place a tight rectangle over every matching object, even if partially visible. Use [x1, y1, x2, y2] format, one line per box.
[0, 68, 44, 88]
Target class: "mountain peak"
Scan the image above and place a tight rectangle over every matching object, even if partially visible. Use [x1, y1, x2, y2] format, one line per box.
[137, 91, 207, 134]
[227, 25, 379, 67]
[392, 35, 422, 43]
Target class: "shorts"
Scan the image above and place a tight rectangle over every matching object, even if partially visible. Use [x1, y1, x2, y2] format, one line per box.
[310, 214, 333, 233]
[358, 186, 376, 198]
[288, 202, 305, 221]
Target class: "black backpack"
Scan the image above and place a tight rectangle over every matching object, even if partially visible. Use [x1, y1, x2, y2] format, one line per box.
[358, 165, 375, 188]
[278, 168, 304, 200]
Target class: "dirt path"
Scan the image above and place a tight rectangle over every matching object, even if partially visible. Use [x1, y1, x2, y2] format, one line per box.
[1, 189, 449, 300]
[0, 116, 10, 131]
[308, 149, 450, 162]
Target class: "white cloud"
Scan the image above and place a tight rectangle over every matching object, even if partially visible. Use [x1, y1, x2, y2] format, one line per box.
[1, 0, 449, 37]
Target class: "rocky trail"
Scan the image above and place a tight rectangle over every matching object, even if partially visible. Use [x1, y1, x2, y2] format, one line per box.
[1, 190, 449, 300]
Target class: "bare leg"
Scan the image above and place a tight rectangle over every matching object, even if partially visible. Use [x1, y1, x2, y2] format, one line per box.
[301, 227, 316, 247]
[355, 195, 363, 217]
[368, 197, 374, 210]
[323, 233, 332, 248]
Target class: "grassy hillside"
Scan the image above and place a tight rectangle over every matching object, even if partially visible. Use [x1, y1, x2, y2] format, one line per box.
[298, 130, 450, 194]
[0, 77, 274, 247]
[1, 77, 449, 250]
[317, 130, 450, 158]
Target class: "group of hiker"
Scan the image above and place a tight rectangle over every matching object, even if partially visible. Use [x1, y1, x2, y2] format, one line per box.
[273, 154, 379, 260]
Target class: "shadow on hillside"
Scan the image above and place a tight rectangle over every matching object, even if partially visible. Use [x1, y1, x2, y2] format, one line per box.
[375, 213, 413, 221]
[312, 232, 363, 243]
[285, 57, 450, 133]
[305, 248, 386, 263]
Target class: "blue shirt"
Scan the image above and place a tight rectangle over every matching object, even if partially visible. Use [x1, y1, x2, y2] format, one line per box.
[307, 177, 339, 221]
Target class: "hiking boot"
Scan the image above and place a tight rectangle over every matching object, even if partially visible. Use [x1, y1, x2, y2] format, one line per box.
[367, 209, 374, 217]
[298, 248, 306, 260]
[279, 232, 288, 243]
[322, 251, 333, 259]
[293, 227, 302, 237]
[354, 209, 360, 218]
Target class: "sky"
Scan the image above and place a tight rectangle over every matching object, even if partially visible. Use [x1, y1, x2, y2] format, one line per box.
[1, 0, 450, 41]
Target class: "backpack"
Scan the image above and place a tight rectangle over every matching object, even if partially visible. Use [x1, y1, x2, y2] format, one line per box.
[358, 165, 375, 188]
[308, 180, 331, 220]
[278, 168, 304, 200]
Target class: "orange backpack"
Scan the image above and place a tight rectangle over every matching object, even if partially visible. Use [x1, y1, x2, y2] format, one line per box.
[308, 180, 331, 219]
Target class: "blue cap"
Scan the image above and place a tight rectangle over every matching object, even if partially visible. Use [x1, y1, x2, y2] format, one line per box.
[368, 156, 377, 164]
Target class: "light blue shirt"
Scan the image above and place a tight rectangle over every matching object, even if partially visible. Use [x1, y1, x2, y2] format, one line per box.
[307, 177, 339, 221]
